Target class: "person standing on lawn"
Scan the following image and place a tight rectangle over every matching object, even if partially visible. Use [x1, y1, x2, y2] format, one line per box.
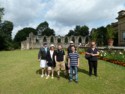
[67, 41, 74, 54]
[66, 41, 75, 74]
[68, 45, 80, 83]
[55, 45, 66, 80]
[46, 44, 56, 79]
[85, 41, 99, 77]
[38, 43, 49, 78]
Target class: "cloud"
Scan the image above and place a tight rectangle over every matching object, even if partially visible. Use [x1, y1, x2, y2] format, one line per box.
[46, 0, 125, 26]
[0, 0, 125, 38]
[0, 0, 46, 26]
[48, 21, 74, 36]
[12, 22, 39, 38]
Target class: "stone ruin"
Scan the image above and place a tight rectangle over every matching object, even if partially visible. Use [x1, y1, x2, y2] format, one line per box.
[21, 32, 87, 50]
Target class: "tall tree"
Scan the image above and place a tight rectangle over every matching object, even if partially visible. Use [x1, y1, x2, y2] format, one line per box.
[14, 27, 37, 48]
[74, 25, 89, 36]
[96, 26, 107, 46]
[67, 30, 76, 36]
[67, 25, 89, 36]
[90, 26, 115, 46]
[36, 21, 55, 36]
[0, 21, 13, 50]
[1, 21, 13, 38]
[90, 29, 98, 41]
[0, 7, 4, 22]
[106, 25, 115, 39]
[79, 25, 89, 36]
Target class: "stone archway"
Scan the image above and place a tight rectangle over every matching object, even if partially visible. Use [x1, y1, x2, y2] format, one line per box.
[65, 37, 68, 43]
[72, 37, 75, 43]
[21, 33, 87, 49]
[57, 38, 61, 43]
[78, 37, 82, 43]
[43, 37, 47, 42]
[50, 36, 54, 43]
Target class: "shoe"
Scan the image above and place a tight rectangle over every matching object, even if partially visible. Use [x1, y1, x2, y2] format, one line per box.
[75, 81, 78, 83]
[89, 73, 92, 77]
[41, 74, 44, 78]
[57, 76, 60, 80]
[69, 80, 72, 83]
[94, 74, 98, 77]
[73, 76, 75, 80]
[46, 75, 50, 79]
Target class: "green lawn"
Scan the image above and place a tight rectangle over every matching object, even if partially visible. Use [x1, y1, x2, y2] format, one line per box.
[0, 50, 125, 94]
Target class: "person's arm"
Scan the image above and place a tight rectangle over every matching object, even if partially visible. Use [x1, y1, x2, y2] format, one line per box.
[77, 58, 80, 67]
[63, 55, 66, 62]
[91, 49, 99, 56]
[63, 51, 65, 62]
[68, 54, 70, 68]
[91, 51, 99, 56]
[55, 55, 57, 62]
[46, 51, 49, 62]
[38, 49, 41, 61]
[85, 48, 91, 55]
[68, 58, 70, 68]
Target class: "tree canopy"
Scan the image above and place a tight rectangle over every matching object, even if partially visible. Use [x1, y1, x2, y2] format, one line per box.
[36, 21, 55, 36]
[67, 25, 89, 36]
[14, 27, 37, 48]
[90, 26, 118, 46]
[0, 7, 4, 22]
[0, 20, 14, 50]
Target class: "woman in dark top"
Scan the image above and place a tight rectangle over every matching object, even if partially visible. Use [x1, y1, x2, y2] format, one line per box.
[85, 41, 99, 77]
[46, 44, 56, 79]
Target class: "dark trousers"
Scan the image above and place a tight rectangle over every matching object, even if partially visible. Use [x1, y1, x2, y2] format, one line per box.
[88, 61, 97, 76]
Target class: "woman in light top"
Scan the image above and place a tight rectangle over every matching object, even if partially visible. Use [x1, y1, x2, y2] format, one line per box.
[46, 44, 56, 79]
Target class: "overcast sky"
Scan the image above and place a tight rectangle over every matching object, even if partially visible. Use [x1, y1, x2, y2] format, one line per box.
[0, 0, 125, 38]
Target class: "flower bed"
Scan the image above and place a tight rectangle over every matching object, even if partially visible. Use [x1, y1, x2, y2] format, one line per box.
[99, 50, 125, 67]
[78, 48, 85, 54]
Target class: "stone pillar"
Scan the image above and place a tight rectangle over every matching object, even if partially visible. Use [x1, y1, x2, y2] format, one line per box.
[47, 37, 51, 45]
[26, 37, 30, 50]
[75, 36, 79, 46]
[21, 41, 24, 50]
[61, 37, 65, 44]
[54, 37, 58, 44]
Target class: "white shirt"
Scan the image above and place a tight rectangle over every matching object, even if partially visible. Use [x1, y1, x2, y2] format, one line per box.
[50, 50, 54, 59]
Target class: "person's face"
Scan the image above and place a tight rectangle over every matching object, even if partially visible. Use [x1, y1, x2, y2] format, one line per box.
[91, 42, 96, 47]
[70, 43, 74, 46]
[71, 46, 75, 52]
[58, 45, 62, 50]
[44, 44, 47, 47]
[50, 46, 54, 50]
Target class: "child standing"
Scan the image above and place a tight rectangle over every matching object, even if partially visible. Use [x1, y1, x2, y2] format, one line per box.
[68, 45, 79, 83]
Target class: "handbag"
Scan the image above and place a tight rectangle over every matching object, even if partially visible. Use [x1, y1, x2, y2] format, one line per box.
[85, 54, 91, 60]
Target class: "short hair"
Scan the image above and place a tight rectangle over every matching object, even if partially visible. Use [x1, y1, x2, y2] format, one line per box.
[71, 45, 76, 50]
[91, 40, 96, 43]
[58, 44, 62, 47]
[43, 43, 47, 46]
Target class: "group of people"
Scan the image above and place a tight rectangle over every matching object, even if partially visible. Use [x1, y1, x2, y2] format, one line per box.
[38, 41, 99, 83]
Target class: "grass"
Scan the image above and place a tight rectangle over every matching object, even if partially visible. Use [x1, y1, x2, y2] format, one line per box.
[0, 49, 125, 94]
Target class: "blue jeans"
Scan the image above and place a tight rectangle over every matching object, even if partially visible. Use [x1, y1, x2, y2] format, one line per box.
[69, 66, 78, 81]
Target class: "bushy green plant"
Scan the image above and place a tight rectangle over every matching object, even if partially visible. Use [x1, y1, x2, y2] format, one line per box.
[99, 50, 125, 63]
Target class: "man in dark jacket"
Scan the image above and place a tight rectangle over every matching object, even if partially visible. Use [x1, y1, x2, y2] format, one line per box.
[38, 43, 49, 78]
